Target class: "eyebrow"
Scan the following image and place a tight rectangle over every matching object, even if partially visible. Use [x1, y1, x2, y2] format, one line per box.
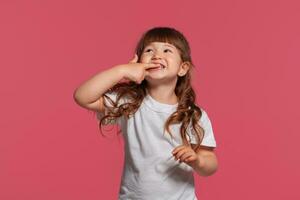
[164, 44, 175, 49]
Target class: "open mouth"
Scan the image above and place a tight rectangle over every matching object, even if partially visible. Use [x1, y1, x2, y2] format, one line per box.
[148, 63, 166, 70]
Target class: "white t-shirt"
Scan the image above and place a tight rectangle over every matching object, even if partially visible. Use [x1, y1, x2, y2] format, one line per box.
[96, 91, 217, 200]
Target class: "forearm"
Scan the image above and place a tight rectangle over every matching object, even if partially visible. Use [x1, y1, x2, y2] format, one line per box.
[190, 154, 218, 177]
[73, 65, 125, 105]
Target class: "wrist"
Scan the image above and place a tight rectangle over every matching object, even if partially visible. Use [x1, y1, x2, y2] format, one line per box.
[114, 64, 128, 80]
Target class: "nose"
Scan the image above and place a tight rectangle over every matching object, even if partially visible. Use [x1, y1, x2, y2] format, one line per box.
[151, 52, 163, 60]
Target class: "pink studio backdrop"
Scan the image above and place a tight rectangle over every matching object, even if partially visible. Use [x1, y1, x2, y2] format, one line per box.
[1, 0, 299, 199]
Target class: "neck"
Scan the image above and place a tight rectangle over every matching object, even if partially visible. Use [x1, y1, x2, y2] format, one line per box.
[146, 82, 178, 105]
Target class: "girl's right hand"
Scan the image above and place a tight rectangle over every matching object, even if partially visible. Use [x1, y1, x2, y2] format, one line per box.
[120, 54, 161, 84]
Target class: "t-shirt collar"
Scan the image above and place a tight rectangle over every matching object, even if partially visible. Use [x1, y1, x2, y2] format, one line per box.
[143, 93, 178, 113]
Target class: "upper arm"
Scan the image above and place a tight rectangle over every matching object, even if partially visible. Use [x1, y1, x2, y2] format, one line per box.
[82, 96, 105, 113]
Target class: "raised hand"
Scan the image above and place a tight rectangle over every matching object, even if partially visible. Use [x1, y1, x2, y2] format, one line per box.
[121, 54, 161, 84]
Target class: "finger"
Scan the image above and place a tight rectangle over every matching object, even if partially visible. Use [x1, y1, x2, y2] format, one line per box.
[177, 150, 192, 160]
[172, 145, 187, 155]
[129, 54, 138, 63]
[180, 153, 197, 163]
[144, 63, 161, 69]
[184, 155, 197, 163]
[178, 152, 193, 163]
[180, 152, 194, 161]
[174, 148, 190, 160]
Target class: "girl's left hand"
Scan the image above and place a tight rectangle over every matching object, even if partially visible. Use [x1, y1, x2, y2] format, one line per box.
[172, 144, 199, 166]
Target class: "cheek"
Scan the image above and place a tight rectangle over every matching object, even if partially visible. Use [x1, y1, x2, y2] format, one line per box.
[140, 54, 150, 62]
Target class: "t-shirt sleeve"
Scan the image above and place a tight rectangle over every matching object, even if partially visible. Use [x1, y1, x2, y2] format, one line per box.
[187, 108, 217, 147]
[95, 91, 126, 126]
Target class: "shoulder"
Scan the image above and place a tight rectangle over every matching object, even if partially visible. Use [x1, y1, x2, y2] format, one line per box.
[189, 105, 217, 147]
[198, 107, 211, 124]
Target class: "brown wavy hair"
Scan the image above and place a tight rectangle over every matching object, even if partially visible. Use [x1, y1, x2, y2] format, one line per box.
[98, 27, 205, 152]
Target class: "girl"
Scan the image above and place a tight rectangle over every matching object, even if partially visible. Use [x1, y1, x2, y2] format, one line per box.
[74, 27, 218, 200]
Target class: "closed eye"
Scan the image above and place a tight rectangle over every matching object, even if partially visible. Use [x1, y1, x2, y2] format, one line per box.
[144, 48, 153, 53]
[164, 49, 172, 53]
[143, 48, 172, 53]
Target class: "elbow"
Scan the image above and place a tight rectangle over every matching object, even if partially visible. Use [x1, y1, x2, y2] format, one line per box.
[207, 164, 219, 176]
[198, 165, 218, 177]
[197, 155, 219, 177]
[73, 89, 79, 103]
[73, 89, 84, 106]
[207, 158, 219, 176]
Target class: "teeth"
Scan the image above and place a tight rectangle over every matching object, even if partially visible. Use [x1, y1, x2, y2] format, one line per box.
[149, 63, 165, 70]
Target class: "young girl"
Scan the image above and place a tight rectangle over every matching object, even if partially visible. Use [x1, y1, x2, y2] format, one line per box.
[74, 27, 218, 200]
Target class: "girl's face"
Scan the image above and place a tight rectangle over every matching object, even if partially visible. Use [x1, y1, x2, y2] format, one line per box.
[139, 42, 189, 82]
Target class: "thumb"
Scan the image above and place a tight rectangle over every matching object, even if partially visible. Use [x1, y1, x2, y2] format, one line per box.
[129, 54, 138, 63]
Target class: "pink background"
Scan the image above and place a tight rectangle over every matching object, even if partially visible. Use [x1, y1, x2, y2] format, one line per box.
[1, 0, 299, 199]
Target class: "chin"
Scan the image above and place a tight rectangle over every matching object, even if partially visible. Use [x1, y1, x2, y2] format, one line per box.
[145, 75, 165, 81]
[145, 75, 177, 85]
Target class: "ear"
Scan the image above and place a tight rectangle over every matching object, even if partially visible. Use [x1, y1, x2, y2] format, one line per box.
[178, 61, 190, 77]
